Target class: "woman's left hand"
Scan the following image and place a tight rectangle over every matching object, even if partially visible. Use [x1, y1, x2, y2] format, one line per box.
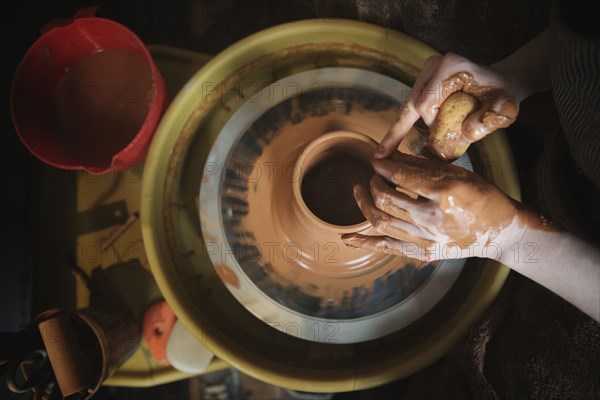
[341, 152, 521, 262]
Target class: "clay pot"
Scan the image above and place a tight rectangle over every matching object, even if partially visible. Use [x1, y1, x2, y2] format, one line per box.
[292, 130, 376, 234]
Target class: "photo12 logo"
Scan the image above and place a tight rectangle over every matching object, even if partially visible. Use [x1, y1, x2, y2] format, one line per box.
[202, 241, 340, 264]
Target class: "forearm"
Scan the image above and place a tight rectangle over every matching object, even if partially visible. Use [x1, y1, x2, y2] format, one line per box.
[496, 215, 600, 322]
[491, 27, 555, 102]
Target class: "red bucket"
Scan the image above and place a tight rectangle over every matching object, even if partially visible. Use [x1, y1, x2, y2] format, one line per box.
[11, 8, 168, 174]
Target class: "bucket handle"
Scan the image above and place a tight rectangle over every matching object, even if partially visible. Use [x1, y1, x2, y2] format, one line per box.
[40, 7, 99, 35]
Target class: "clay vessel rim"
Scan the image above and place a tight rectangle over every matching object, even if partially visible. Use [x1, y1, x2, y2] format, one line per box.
[293, 130, 377, 233]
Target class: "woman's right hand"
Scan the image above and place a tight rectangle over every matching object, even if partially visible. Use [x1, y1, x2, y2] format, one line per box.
[375, 53, 521, 159]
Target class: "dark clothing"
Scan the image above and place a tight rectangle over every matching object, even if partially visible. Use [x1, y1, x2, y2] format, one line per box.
[543, 2, 600, 244]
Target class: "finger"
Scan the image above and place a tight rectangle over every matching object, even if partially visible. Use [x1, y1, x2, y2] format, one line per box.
[462, 97, 518, 142]
[369, 175, 431, 222]
[375, 56, 442, 159]
[412, 55, 444, 104]
[373, 155, 472, 197]
[341, 233, 434, 263]
[372, 157, 439, 199]
[353, 185, 435, 244]
[375, 102, 421, 159]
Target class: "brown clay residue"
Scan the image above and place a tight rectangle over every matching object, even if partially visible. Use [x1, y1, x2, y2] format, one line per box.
[516, 207, 560, 233]
[435, 179, 516, 246]
[370, 154, 519, 248]
[214, 263, 240, 289]
[439, 72, 494, 101]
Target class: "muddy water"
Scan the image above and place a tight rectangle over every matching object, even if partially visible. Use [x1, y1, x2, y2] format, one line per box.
[56, 49, 154, 168]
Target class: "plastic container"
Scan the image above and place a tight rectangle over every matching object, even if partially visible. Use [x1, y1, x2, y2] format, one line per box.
[11, 8, 168, 173]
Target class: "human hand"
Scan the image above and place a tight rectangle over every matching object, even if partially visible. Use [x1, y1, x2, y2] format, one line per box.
[341, 152, 521, 261]
[375, 53, 520, 159]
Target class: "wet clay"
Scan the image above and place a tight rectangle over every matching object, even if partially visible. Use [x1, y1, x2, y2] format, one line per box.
[214, 80, 437, 320]
[346, 149, 562, 261]
[214, 264, 241, 289]
[301, 149, 371, 226]
[436, 180, 517, 246]
[516, 206, 560, 232]
[232, 112, 395, 284]
[56, 49, 154, 168]
[371, 155, 519, 248]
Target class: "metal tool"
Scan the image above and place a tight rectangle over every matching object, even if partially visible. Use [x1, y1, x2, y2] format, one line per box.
[4, 349, 62, 400]
[1, 315, 55, 399]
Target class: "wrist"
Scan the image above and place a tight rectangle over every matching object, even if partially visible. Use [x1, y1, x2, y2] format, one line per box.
[487, 205, 529, 263]
[489, 61, 531, 103]
[490, 27, 555, 102]
[493, 206, 560, 265]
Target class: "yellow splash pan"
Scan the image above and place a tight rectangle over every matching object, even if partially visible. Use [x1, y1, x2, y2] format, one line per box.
[141, 19, 518, 392]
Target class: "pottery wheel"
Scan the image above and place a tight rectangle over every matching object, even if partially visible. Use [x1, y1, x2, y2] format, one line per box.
[142, 20, 517, 391]
[200, 68, 470, 343]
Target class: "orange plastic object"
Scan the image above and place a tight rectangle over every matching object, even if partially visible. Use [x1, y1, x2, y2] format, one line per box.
[142, 301, 176, 366]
